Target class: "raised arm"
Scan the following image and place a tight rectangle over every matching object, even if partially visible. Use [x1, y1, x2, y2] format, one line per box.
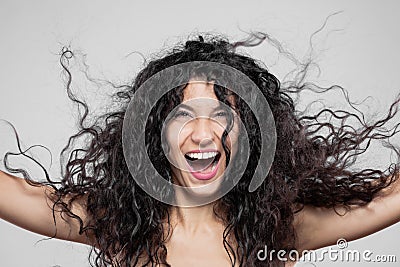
[294, 173, 400, 252]
[0, 170, 94, 246]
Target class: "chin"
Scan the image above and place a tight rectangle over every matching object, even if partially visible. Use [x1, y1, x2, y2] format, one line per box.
[173, 172, 225, 203]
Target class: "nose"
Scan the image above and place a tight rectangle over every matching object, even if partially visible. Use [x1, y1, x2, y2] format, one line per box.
[190, 117, 215, 146]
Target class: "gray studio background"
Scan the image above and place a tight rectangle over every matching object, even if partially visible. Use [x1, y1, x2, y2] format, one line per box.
[0, 0, 399, 266]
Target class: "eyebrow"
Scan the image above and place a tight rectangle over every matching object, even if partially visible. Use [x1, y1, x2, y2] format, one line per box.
[177, 102, 227, 112]
[177, 103, 194, 111]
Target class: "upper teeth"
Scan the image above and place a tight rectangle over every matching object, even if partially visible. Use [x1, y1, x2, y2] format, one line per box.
[186, 152, 218, 160]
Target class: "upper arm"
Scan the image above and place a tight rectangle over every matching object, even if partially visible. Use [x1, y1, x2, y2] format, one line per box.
[0, 170, 95, 246]
[294, 176, 400, 252]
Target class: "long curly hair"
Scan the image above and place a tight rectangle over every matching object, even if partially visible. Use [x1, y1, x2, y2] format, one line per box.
[5, 33, 400, 267]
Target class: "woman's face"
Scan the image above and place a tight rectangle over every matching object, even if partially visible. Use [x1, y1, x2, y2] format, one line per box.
[165, 81, 239, 194]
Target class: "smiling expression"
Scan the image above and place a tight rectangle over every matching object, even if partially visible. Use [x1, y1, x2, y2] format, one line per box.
[164, 81, 240, 194]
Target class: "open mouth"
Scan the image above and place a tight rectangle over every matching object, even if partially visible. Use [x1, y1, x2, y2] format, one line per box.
[184, 150, 221, 180]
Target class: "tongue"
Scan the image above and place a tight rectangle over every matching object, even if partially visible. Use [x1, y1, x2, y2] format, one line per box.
[188, 158, 214, 172]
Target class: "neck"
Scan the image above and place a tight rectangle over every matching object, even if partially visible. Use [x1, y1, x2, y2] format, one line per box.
[169, 195, 225, 236]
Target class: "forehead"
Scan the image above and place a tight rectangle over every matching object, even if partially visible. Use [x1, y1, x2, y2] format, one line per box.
[182, 81, 217, 102]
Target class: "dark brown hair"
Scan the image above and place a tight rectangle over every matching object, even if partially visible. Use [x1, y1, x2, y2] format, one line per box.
[5, 33, 400, 266]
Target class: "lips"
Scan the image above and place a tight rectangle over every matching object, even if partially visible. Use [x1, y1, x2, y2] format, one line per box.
[184, 150, 221, 180]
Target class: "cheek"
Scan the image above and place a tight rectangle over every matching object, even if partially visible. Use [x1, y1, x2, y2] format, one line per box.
[227, 125, 240, 154]
[165, 123, 190, 152]
[165, 124, 179, 153]
[177, 125, 192, 139]
[164, 125, 184, 170]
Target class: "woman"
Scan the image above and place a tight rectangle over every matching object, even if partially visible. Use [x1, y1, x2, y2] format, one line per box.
[0, 34, 399, 267]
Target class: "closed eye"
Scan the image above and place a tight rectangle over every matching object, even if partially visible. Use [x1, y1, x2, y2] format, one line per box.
[174, 110, 193, 118]
[215, 111, 228, 117]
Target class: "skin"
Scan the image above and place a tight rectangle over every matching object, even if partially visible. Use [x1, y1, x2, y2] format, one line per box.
[164, 82, 239, 266]
[166, 81, 239, 201]
[0, 82, 399, 266]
